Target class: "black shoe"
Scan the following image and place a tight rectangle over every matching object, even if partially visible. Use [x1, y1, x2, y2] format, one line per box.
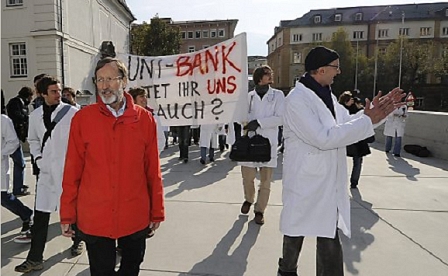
[21, 220, 31, 234]
[219, 145, 224, 152]
[277, 269, 298, 276]
[394, 154, 401, 157]
[183, 158, 188, 163]
[240, 201, 252, 214]
[254, 212, 265, 225]
[15, 260, 43, 273]
[200, 159, 205, 165]
[209, 158, 214, 162]
[71, 241, 84, 256]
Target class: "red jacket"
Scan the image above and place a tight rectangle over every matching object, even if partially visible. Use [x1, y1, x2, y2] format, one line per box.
[60, 92, 165, 238]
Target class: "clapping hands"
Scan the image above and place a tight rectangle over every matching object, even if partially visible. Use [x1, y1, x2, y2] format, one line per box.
[364, 88, 406, 124]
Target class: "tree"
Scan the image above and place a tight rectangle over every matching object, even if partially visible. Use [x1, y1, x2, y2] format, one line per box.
[130, 17, 181, 56]
[326, 28, 356, 96]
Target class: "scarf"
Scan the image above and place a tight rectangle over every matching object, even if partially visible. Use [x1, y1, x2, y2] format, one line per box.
[299, 73, 335, 118]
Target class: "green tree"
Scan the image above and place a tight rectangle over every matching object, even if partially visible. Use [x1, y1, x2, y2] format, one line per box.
[326, 28, 356, 96]
[130, 17, 181, 56]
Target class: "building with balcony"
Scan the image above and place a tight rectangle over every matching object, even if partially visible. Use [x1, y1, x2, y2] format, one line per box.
[267, 3, 448, 110]
[1, 0, 135, 102]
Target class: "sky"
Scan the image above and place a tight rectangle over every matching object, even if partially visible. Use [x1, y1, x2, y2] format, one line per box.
[125, 0, 443, 56]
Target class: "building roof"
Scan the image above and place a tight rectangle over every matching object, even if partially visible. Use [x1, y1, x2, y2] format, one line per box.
[287, 2, 448, 26]
[117, 0, 137, 21]
[172, 19, 238, 25]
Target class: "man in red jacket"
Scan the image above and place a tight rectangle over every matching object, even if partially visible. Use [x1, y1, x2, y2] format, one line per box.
[60, 57, 165, 276]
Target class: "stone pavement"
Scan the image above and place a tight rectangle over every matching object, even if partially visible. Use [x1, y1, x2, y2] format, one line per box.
[2, 142, 448, 275]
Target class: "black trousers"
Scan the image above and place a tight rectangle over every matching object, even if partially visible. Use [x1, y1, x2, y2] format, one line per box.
[177, 125, 190, 159]
[278, 231, 344, 276]
[27, 210, 50, 262]
[81, 228, 148, 276]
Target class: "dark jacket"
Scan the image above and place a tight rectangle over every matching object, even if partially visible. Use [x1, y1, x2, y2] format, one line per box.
[344, 104, 374, 157]
[6, 96, 29, 142]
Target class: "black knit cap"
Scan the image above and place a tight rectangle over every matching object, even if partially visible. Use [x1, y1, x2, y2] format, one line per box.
[305, 46, 340, 72]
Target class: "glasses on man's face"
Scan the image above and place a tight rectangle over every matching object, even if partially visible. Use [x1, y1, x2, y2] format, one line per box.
[326, 64, 341, 71]
[95, 76, 123, 85]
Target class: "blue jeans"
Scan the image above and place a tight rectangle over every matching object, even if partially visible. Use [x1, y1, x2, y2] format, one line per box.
[10, 145, 25, 194]
[385, 135, 402, 155]
[350, 157, 363, 187]
[1, 192, 32, 222]
[200, 147, 215, 161]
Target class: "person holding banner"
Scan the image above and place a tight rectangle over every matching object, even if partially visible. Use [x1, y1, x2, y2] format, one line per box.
[239, 65, 285, 225]
[278, 46, 405, 276]
[59, 58, 165, 276]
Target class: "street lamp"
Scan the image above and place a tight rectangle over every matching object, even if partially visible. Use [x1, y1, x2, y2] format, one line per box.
[373, 24, 379, 98]
[398, 11, 405, 88]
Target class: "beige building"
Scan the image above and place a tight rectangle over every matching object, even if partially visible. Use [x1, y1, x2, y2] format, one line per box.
[1, 0, 135, 102]
[248, 56, 267, 75]
[170, 19, 238, 53]
[267, 3, 448, 93]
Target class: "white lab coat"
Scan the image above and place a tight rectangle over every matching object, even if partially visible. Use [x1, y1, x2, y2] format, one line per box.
[281, 82, 375, 238]
[153, 113, 167, 154]
[28, 103, 78, 212]
[238, 87, 285, 168]
[1, 115, 20, 191]
[199, 124, 219, 148]
[383, 106, 407, 137]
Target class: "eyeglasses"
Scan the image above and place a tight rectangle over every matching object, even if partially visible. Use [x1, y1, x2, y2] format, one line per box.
[95, 76, 123, 85]
[326, 64, 341, 70]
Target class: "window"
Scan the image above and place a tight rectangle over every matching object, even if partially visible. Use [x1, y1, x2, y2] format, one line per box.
[292, 34, 302, 42]
[202, 30, 209, 38]
[355, 12, 363, 21]
[9, 42, 27, 77]
[7, 0, 23, 6]
[181, 31, 186, 39]
[293, 52, 302, 64]
[312, 33, 322, 42]
[218, 29, 225, 37]
[445, 9, 448, 17]
[420, 27, 431, 36]
[379, 47, 387, 55]
[335, 14, 342, 22]
[399, 28, 410, 36]
[188, 46, 195, 53]
[378, 29, 389, 38]
[314, 15, 321, 24]
[187, 31, 193, 39]
[353, 31, 364, 40]
[278, 37, 282, 46]
[442, 27, 448, 36]
[195, 31, 201, 39]
[210, 29, 217, 38]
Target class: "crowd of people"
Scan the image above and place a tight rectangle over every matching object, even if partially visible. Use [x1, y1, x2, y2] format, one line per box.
[1, 46, 407, 275]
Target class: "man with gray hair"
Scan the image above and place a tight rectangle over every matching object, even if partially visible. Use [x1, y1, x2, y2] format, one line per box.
[60, 57, 165, 276]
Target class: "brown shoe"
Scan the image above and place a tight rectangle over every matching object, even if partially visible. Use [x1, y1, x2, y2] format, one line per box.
[254, 212, 264, 225]
[240, 201, 252, 214]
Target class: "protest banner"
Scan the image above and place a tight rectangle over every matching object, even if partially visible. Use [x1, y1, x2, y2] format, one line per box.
[118, 33, 248, 126]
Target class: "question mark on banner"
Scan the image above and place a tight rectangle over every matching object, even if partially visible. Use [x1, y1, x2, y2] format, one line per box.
[211, 98, 224, 120]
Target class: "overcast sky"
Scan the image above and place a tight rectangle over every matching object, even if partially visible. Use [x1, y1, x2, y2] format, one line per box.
[125, 0, 442, 56]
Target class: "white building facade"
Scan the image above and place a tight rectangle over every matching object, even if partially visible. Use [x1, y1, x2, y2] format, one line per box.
[1, 0, 135, 103]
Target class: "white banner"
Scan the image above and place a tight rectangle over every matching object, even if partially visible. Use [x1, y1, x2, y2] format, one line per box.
[119, 33, 248, 126]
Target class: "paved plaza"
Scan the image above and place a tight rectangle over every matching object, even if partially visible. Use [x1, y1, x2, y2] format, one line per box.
[2, 142, 448, 275]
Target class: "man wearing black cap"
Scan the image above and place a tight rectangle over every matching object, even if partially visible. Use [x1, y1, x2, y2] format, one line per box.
[278, 46, 404, 276]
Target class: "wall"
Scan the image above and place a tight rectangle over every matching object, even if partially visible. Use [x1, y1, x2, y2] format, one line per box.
[374, 111, 448, 160]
